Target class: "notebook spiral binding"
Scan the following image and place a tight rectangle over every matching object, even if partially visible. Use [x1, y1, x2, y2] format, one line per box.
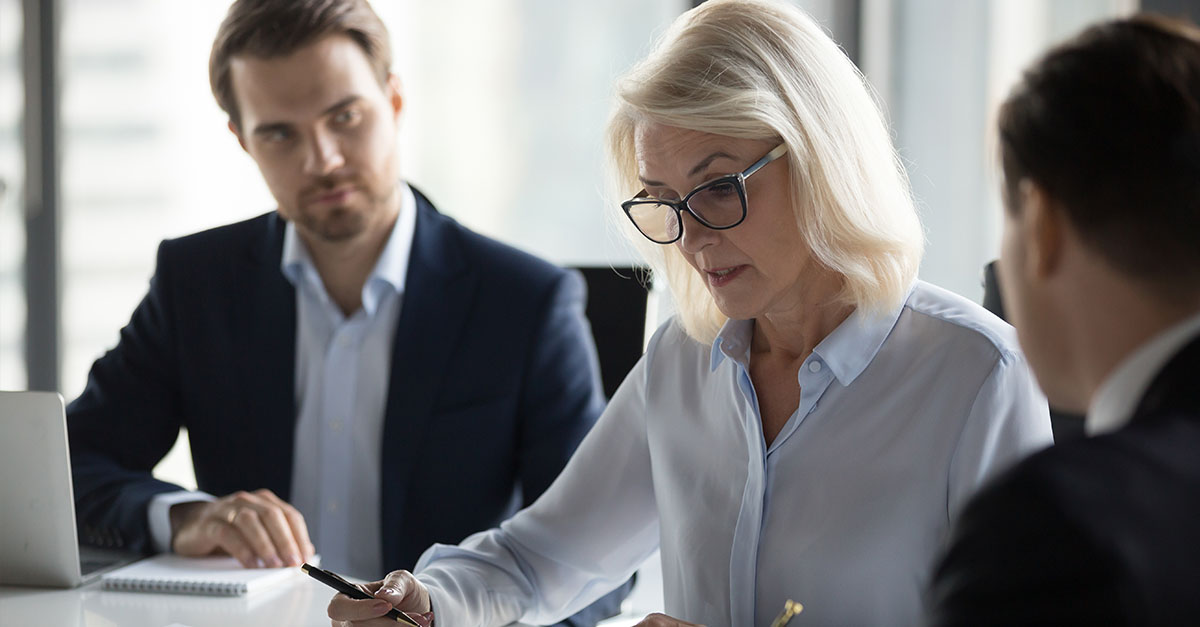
[103, 577, 248, 596]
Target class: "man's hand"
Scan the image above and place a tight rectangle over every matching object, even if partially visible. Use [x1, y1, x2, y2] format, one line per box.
[634, 614, 706, 627]
[328, 570, 433, 627]
[170, 488, 314, 568]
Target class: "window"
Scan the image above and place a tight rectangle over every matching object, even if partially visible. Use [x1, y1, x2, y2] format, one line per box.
[0, 0, 23, 391]
[856, 0, 1135, 299]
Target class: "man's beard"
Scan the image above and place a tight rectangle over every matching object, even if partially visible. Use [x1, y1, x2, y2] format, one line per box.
[304, 206, 367, 243]
[296, 177, 396, 243]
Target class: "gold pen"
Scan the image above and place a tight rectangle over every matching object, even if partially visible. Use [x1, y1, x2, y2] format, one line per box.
[769, 599, 804, 627]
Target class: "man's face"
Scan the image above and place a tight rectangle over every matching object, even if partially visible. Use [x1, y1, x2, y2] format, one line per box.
[999, 181, 1080, 411]
[229, 35, 402, 245]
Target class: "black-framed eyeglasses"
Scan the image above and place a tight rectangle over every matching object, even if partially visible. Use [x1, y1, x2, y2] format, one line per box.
[621, 143, 788, 245]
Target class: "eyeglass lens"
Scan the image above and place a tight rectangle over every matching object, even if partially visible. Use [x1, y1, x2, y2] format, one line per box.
[627, 178, 744, 242]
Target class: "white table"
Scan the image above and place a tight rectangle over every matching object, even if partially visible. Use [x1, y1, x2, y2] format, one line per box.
[0, 574, 336, 627]
[0, 566, 661, 627]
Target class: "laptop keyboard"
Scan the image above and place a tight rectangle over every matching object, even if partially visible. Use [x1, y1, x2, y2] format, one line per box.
[80, 546, 137, 576]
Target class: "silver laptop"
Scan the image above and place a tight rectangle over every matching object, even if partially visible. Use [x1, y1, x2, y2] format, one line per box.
[0, 391, 134, 587]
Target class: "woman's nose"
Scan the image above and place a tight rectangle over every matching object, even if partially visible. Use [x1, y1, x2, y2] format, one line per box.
[676, 210, 719, 254]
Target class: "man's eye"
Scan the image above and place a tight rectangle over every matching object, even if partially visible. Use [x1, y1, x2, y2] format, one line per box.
[334, 109, 361, 125]
[264, 129, 292, 143]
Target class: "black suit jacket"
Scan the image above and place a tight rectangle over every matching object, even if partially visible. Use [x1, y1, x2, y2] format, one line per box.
[67, 189, 626, 624]
[928, 334, 1200, 626]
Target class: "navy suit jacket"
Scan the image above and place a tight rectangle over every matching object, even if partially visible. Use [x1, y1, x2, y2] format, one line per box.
[68, 190, 626, 624]
[928, 334, 1200, 626]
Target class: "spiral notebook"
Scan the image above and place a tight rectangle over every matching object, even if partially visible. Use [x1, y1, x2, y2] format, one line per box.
[101, 554, 304, 596]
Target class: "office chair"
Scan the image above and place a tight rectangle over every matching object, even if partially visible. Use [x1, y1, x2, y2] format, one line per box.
[982, 261, 1085, 442]
[574, 266, 652, 399]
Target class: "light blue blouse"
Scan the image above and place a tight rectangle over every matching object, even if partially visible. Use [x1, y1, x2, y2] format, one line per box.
[414, 281, 1053, 626]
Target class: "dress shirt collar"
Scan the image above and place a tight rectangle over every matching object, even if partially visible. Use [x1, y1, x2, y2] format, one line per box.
[1087, 309, 1200, 436]
[709, 284, 911, 386]
[710, 318, 754, 371]
[280, 183, 417, 317]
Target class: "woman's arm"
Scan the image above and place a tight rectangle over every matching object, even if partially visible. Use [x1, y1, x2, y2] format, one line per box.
[414, 353, 662, 626]
[946, 350, 1054, 517]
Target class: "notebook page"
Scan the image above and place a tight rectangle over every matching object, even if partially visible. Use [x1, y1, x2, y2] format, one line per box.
[101, 555, 302, 596]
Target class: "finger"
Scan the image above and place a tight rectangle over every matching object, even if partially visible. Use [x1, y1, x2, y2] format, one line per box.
[374, 569, 412, 602]
[248, 501, 303, 567]
[635, 613, 702, 627]
[225, 491, 292, 566]
[327, 591, 396, 623]
[210, 520, 258, 568]
[227, 507, 284, 567]
[373, 570, 428, 612]
[255, 489, 315, 563]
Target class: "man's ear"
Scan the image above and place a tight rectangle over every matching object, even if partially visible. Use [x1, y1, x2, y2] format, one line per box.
[387, 74, 404, 120]
[229, 119, 248, 153]
[1018, 179, 1064, 280]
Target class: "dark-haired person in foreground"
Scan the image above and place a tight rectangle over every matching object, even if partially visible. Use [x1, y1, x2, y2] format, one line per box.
[928, 14, 1200, 625]
[64, 1, 626, 624]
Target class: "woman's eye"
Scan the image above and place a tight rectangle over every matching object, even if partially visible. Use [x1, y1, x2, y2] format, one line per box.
[645, 189, 680, 202]
[706, 182, 737, 196]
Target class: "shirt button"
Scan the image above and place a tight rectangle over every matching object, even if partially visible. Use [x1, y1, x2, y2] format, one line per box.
[330, 419, 343, 432]
[808, 361, 822, 373]
[327, 500, 339, 514]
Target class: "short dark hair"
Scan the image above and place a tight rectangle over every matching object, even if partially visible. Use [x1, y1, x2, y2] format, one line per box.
[210, 0, 392, 131]
[998, 14, 1200, 290]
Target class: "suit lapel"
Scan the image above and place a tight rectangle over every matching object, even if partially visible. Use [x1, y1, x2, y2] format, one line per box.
[239, 213, 298, 498]
[379, 190, 476, 566]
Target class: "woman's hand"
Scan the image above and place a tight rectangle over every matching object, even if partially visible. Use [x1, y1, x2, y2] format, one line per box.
[634, 613, 706, 626]
[327, 570, 433, 627]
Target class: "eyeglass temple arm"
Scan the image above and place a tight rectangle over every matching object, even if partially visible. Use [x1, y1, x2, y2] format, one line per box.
[743, 143, 789, 178]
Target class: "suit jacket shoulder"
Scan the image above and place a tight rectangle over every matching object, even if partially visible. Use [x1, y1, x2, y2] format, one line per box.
[413, 196, 574, 304]
[156, 212, 281, 274]
[929, 335, 1200, 626]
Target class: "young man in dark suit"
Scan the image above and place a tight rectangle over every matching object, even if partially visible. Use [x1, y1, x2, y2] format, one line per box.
[928, 14, 1200, 625]
[66, 0, 626, 623]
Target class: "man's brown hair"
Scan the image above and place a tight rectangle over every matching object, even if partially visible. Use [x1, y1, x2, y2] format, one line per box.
[998, 14, 1200, 288]
[210, 0, 392, 131]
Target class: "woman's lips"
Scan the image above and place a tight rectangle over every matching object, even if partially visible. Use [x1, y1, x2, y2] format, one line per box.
[705, 265, 746, 287]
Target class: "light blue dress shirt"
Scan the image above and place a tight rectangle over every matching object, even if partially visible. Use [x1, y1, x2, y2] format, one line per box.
[282, 186, 415, 578]
[413, 281, 1054, 626]
[148, 185, 417, 579]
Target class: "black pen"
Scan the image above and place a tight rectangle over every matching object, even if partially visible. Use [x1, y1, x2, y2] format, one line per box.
[301, 563, 424, 626]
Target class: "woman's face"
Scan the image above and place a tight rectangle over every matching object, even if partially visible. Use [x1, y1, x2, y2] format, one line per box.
[634, 123, 814, 320]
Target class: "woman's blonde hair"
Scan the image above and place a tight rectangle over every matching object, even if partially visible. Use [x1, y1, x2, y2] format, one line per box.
[607, 0, 924, 344]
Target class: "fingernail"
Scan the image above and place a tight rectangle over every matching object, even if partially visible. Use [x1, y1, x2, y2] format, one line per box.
[266, 556, 282, 568]
[254, 557, 265, 569]
[373, 600, 393, 613]
[287, 553, 301, 566]
[381, 586, 401, 597]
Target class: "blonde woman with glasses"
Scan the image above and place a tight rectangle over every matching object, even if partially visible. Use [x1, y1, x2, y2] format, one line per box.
[329, 1, 1052, 625]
